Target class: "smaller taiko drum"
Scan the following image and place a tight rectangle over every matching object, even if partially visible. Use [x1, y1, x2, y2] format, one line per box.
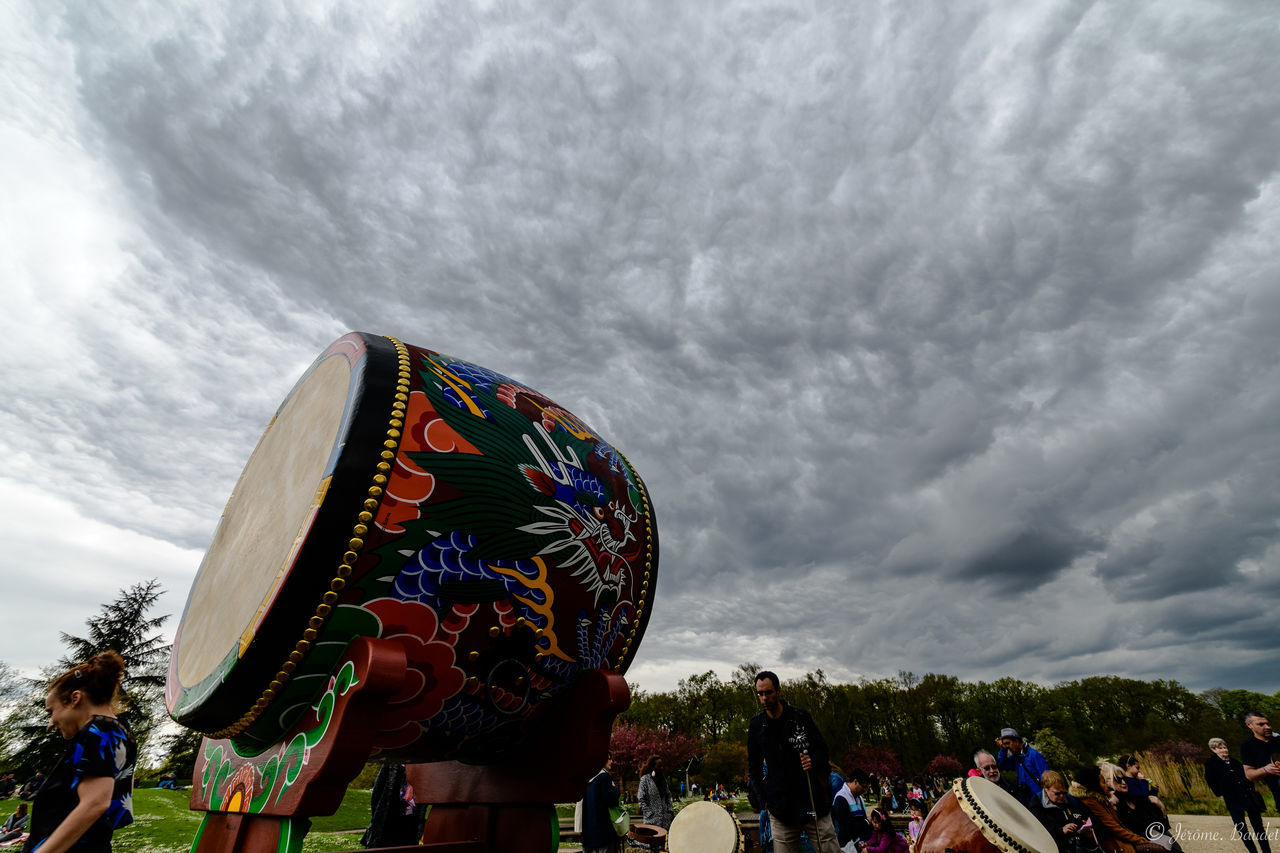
[668, 802, 742, 853]
[916, 777, 1056, 853]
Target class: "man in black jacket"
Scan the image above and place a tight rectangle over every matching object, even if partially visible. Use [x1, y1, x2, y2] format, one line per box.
[1241, 711, 1280, 813]
[747, 670, 839, 853]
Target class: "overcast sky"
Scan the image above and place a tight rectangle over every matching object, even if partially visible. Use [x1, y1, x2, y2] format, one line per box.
[3, 0, 1279, 701]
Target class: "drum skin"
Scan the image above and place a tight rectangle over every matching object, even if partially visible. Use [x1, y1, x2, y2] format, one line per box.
[167, 332, 658, 757]
[667, 801, 741, 853]
[916, 778, 1056, 853]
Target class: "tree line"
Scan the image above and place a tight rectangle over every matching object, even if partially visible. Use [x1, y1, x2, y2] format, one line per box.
[618, 664, 1280, 783]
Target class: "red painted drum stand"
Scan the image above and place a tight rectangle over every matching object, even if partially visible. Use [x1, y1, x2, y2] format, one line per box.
[187, 637, 629, 853]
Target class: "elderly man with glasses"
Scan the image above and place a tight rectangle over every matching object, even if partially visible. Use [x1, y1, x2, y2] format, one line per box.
[973, 749, 1018, 795]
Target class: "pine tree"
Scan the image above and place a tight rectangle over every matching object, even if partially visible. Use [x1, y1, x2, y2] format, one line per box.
[57, 579, 170, 749]
[0, 581, 172, 777]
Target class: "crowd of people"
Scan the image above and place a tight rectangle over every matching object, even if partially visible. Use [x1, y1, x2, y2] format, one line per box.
[738, 671, 1279, 853]
[569, 673, 1279, 853]
[5, 653, 1272, 853]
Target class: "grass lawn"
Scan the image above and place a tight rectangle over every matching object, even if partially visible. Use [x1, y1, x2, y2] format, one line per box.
[113, 788, 373, 853]
[112, 790, 762, 852]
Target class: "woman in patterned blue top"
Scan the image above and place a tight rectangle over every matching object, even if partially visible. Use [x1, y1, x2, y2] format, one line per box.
[22, 651, 136, 853]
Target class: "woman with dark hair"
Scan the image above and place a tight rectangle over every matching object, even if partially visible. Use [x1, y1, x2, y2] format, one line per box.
[22, 651, 136, 853]
[1076, 764, 1164, 853]
[0, 803, 29, 844]
[636, 756, 674, 830]
[1205, 737, 1271, 853]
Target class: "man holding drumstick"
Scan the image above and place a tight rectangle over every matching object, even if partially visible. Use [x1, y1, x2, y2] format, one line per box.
[748, 670, 840, 853]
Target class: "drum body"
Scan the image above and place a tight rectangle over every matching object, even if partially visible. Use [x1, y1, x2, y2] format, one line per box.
[667, 802, 741, 853]
[167, 333, 657, 757]
[916, 778, 1056, 853]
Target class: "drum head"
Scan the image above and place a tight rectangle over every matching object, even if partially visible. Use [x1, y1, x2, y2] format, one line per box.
[954, 777, 1057, 853]
[668, 802, 740, 853]
[168, 334, 391, 736]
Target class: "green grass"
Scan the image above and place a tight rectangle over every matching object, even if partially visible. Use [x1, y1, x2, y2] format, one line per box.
[111, 788, 373, 853]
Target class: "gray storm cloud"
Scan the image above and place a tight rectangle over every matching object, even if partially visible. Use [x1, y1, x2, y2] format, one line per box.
[2, 0, 1278, 692]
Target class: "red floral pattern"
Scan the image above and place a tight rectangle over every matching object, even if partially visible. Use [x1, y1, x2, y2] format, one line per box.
[364, 597, 467, 750]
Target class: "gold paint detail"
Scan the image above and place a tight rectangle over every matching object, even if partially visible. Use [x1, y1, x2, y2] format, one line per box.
[486, 556, 572, 661]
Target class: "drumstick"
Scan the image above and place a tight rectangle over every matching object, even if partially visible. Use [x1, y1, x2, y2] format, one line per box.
[802, 751, 824, 850]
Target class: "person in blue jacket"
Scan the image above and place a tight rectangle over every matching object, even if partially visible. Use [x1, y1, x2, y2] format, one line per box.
[995, 728, 1049, 807]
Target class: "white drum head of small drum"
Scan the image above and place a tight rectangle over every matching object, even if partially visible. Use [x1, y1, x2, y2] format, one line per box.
[668, 801, 741, 853]
[955, 776, 1057, 853]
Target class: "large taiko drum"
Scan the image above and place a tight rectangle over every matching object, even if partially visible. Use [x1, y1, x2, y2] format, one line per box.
[917, 777, 1056, 853]
[166, 332, 658, 756]
[667, 802, 742, 853]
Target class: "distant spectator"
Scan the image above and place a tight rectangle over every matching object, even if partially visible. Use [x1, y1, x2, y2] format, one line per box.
[0, 777, 13, 800]
[582, 759, 621, 853]
[1099, 765, 1145, 837]
[995, 728, 1049, 807]
[1241, 711, 1280, 813]
[864, 808, 908, 853]
[1076, 764, 1166, 853]
[1112, 756, 1171, 841]
[1116, 756, 1167, 821]
[1028, 770, 1088, 853]
[832, 769, 872, 852]
[829, 764, 846, 800]
[0, 804, 27, 844]
[637, 756, 674, 830]
[906, 800, 926, 851]
[361, 762, 423, 848]
[1206, 737, 1271, 853]
[16, 774, 42, 801]
[891, 779, 906, 812]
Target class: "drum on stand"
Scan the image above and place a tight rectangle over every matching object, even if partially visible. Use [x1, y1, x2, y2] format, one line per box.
[668, 801, 742, 853]
[916, 777, 1056, 853]
[167, 332, 658, 757]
